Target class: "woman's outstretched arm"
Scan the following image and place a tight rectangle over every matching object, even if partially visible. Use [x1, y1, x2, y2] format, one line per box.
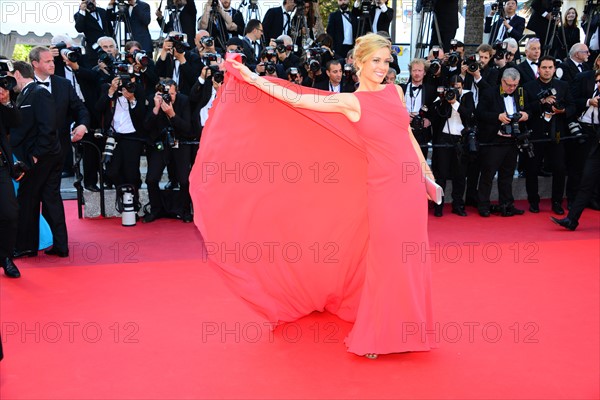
[228, 59, 360, 121]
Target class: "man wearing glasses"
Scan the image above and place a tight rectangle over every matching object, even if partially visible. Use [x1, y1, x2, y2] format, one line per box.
[475, 68, 528, 217]
[556, 43, 591, 84]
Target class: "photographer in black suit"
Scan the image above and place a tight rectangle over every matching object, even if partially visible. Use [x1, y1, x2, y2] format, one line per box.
[198, 0, 245, 44]
[74, 0, 113, 64]
[9, 61, 68, 258]
[523, 56, 575, 214]
[143, 79, 192, 223]
[417, 0, 458, 52]
[526, 0, 554, 49]
[107, 0, 153, 54]
[476, 68, 528, 217]
[484, 0, 525, 45]
[352, 0, 394, 36]
[0, 72, 22, 278]
[262, 0, 297, 43]
[327, 0, 357, 57]
[156, 0, 197, 47]
[156, 32, 203, 96]
[431, 75, 475, 217]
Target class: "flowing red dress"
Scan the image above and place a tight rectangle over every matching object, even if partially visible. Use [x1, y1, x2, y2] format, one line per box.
[189, 69, 435, 355]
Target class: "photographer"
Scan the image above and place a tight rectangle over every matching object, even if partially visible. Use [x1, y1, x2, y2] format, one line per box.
[460, 44, 498, 106]
[143, 79, 193, 223]
[484, 0, 525, 45]
[526, 0, 557, 49]
[198, 0, 242, 50]
[327, 0, 357, 57]
[262, 0, 297, 43]
[124, 40, 159, 100]
[0, 72, 22, 278]
[95, 71, 146, 189]
[93, 36, 121, 84]
[270, 35, 301, 70]
[401, 58, 437, 158]
[189, 62, 224, 141]
[493, 38, 519, 83]
[523, 56, 575, 214]
[156, 32, 202, 96]
[107, 0, 153, 54]
[476, 68, 528, 217]
[156, 0, 197, 47]
[427, 0, 459, 53]
[74, 0, 114, 64]
[257, 47, 286, 78]
[286, 66, 304, 84]
[431, 75, 475, 217]
[351, 0, 394, 35]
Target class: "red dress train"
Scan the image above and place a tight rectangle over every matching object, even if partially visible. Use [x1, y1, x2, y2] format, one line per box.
[189, 69, 435, 355]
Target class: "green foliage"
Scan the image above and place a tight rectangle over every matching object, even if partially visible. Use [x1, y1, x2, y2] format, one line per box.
[318, 0, 338, 28]
[11, 45, 34, 61]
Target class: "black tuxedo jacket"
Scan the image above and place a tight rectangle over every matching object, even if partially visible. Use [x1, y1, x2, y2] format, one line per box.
[476, 86, 526, 143]
[74, 7, 113, 52]
[312, 79, 353, 93]
[557, 58, 590, 84]
[523, 78, 575, 139]
[463, 67, 497, 93]
[10, 83, 60, 167]
[49, 76, 90, 142]
[263, 7, 287, 42]
[327, 10, 357, 55]
[484, 14, 525, 44]
[144, 93, 192, 142]
[242, 36, 263, 70]
[401, 81, 437, 119]
[351, 5, 393, 33]
[526, 0, 552, 38]
[570, 70, 597, 115]
[0, 103, 21, 174]
[108, 0, 153, 54]
[95, 83, 147, 137]
[157, 1, 197, 46]
[431, 91, 476, 138]
[155, 52, 203, 96]
[516, 60, 537, 85]
[189, 77, 216, 137]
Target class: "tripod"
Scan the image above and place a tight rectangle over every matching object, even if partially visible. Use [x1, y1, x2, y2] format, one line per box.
[487, 0, 506, 44]
[414, 0, 441, 59]
[584, 1, 600, 49]
[355, 1, 373, 39]
[290, 8, 307, 50]
[206, 5, 229, 51]
[240, 0, 261, 22]
[112, 2, 134, 52]
[543, 7, 568, 57]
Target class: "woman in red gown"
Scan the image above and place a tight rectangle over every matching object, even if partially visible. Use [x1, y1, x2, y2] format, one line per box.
[189, 33, 436, 358]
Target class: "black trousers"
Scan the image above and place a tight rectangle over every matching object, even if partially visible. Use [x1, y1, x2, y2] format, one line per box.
[432, 133, 467, 207]
[524, 139, 566, 205]
[465, 154, 481, 205]
[477, 141, 518, 211]
[565, 124, 595, 204]
[0, 164, 19, 259]
[146, 143, 193, 215]
[16, 153, 68, 253]
[80, 132, 106, 187]
[413, 127, 431, 160]
[105, 135, 144, 189]
[568, 140, 600, 222]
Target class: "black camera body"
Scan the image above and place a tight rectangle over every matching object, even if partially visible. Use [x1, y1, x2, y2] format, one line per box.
[536, 87, 561, 113]
[168, 34, 191, 54]
[86, 0, 97, 12]
[201, 52, 220, 64]
[502, 112, 535, 157]
[465, 54, 480, 72]
[410, 105, 429, 131]
[155, 82, 172, 104]
[200, 36, 214, 49]
[343, 64, 354, 80]
[55, 41, 84, 63]
[92, 44, 116, 68]
[208, 65, 224, 83]
[0, 73, 16, 91]
[275, 39, 294, 54]
[493, 41, 508, 60]
[438, 86, 460, 102]
[306, 46, 327, 72]
[113, 63, 136, 92]
[125, 50, 149, 67]
[463, 126, 479, 153]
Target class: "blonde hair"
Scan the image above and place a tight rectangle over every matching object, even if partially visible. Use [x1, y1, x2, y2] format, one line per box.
[353, 33, 392, 76]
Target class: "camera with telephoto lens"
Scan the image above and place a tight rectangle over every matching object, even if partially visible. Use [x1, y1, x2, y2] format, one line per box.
[92, 43, 115, 68]
[54, 41, 84, 63]
[102, 129, 116, 164]
[537, 87, 563, 113]
[168, 34, 190, 54]
[85, 1, 97, 12]
[437, 86, 460, 102]
[446, 39, 461, 68]
[429, 46, 441, 76]
[113, 63, 136, 92]
[0, 72, 16, 91]
[155, 82, 172, 104]
[306, 46, 327, 72]
[491, 2, 498, 11]
[208, 65, 224, 83]
[287, 67, 299, 80]
[465, 54, 481, 72]
[410, 105, 429, 131]
[463, 126, 479, 153]
[493, 41, 508, 60]
[200, 36, 214, 49]
[116, 0, 129, 15]
[343, 64, 354, 79]
[583, 0, 600, 15]
[568, 122, 587, 144]
[275, 39, 295, 54]
[155, 127, 176, 151]
[551, 0, 563, 15]
[125, 50, 149, 67]
[502, 112, 535, 158]
[201, 52, 221, 64]
[227, 49, 247, 65]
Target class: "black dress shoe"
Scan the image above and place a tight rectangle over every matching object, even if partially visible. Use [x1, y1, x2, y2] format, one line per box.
[44, 248, 69, 258]
[13, 249, 37, 258]
[84, 184, 101, 192]
[552, 202, 565, 215]
[1, 258, 21, 278]
[529, 203, 540, 213]
[588, 200, 600, 211]
[551, 216, 578, 231]
[479, 209, 491, 217]
[182, 213, 193, 223]
[465, 199, 478, 208]
[143, 212, 160, 223]
[164, 181, 179, 190]
[452, 206, 467, 216]
[433, 204, 443, 217]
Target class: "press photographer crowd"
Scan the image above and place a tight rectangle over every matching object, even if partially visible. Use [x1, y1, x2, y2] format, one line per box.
[1, 0, 600, 281]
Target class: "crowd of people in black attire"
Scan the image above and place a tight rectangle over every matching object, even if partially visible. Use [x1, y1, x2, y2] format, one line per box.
[1, 0, 600, 286]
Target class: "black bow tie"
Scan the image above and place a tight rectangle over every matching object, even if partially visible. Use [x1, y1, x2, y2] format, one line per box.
[503, 92, 513, 98]
[341, 10, 349, 14]
[37, 81, 50, 87]
[531, 61, 538, 66]
[411, 85, 422, 91]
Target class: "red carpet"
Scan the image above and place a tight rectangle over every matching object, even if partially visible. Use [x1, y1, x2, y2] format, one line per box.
[1, 200, 598, 399]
